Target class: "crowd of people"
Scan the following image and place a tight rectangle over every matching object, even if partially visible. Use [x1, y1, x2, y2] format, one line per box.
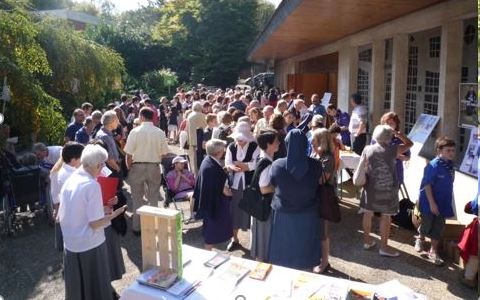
[17, 85, 475, 299]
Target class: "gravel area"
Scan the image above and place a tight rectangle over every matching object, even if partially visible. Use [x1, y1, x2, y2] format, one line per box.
[0, 148, 476, 299]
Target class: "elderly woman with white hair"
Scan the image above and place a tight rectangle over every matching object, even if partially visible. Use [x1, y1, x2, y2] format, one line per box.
[357, 125, 413, 257]
[59, 144, 127, 300]
[193, 139, 233, 250]
[225, 122, 260, 250]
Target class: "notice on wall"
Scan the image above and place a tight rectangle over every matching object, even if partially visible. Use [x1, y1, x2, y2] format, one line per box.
[321, 92, 332, 107]
[458, 83, 479, 129]
[459, 128, 479, 177]
[407, 114, 440, 156]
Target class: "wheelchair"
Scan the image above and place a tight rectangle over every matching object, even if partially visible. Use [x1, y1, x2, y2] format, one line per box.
[0, 153, 53, 236]
[160, 154, 194, 223]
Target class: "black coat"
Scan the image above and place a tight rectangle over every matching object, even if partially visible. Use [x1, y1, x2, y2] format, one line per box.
[193, 156, 227, 219]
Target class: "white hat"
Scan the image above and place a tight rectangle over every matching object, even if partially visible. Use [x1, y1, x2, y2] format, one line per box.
[172, 156, 188, 164]
[232, 122, 255, 142]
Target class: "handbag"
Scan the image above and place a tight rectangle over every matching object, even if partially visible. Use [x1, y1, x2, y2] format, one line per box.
[318, 170, 341, 223]
[352, 152, 367, 187]
[239, 159, 272, 222]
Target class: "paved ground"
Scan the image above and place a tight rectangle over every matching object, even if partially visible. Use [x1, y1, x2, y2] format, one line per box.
[0, 150, 477, 299]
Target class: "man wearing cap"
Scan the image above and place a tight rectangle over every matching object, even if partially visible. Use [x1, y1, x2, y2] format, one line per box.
[124, 107, 170, 235]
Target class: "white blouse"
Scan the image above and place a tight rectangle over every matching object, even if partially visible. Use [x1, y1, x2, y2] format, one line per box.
[51, 164, 77, 205]
[224, 142, 260, 190]
[58, 168, 106, 253]
[258, 152, 273, 188]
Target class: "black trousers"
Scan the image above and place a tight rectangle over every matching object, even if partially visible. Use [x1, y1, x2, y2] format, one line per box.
[352, 133, 367, 155]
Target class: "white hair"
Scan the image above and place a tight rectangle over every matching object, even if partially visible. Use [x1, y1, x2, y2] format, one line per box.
[192, 101, 203, 112]
[101, 110, 118, 126]
[206, 139, 226, 156]
[372, 125, 393, 145]
[81, 144, 108, 168]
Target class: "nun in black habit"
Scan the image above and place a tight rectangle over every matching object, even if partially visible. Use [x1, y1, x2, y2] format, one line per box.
[193, 139, 233, 250]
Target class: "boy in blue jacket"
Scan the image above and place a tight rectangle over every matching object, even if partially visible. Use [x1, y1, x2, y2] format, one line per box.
[415, 137, 456, 265]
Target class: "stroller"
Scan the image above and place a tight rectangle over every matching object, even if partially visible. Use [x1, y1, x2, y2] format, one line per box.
[160, 154, 194, 223]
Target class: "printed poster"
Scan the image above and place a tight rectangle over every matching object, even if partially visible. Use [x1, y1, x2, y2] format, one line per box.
[459, 129, 479, 177]
[458, 83, 479, 129]
[407, 114, 440, 156]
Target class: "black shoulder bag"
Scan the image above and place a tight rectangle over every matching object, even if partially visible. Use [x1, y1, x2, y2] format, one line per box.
[318, 169, 341, 223]
[239, 159, 273, 221]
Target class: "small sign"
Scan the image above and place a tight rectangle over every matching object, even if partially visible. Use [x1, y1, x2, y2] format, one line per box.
[0, 113, 4, 125]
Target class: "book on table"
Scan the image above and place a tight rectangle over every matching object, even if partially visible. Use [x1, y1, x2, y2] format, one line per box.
[204, 252, 230, 268]
[136, 269, 178, 290]
[249, 262, 272, 281]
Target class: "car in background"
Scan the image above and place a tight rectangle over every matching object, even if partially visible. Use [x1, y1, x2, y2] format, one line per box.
[238, 72, 274, 89]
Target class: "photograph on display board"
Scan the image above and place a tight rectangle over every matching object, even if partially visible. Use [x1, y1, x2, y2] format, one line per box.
[459, 129, 479, 177]
[407, 114, 440, 156]
[458, 83, 479, 128]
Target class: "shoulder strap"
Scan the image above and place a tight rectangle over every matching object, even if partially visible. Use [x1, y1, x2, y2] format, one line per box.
[249, 158, 272, 188]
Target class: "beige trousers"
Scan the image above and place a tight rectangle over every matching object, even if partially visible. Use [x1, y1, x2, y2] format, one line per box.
[188, 146, 198, 176]
[128, 163, 163, 232]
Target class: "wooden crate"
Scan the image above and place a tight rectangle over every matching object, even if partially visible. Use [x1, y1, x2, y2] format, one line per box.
[137, 205, 183, 276]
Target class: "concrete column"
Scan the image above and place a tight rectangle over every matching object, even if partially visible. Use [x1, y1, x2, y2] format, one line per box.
[438, 20, 462, 139]
[371, 40, 386, 128]
[337, 46, 358, 113]
[391, 34, 409, 133]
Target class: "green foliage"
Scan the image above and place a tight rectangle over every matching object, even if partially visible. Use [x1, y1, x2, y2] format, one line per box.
[37, 18, 125, 113]
[85, 6, 171, 78]
[152, 0, 275, 87]
[141, 68, 178, 98]
[0, 2, 66, 145]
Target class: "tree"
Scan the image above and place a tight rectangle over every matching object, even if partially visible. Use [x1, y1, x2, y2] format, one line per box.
[37, 19, 125, 114]
[0, 1, 65, 145]
[152, 0, 274, 87]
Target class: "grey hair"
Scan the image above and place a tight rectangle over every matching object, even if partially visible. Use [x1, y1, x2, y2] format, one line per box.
[81, 144, 108, 168]
[91, 110, 103, 121]
[101, 110, 118, 126]
[311, 128, 334, 154]
[192, 101, 203, 112]
[33, 142, 47, 153]
[372, 125, 393, 145]
[206, 139, 226, 156]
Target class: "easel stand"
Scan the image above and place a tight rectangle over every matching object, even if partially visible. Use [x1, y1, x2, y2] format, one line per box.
[137, 206, 183, 277]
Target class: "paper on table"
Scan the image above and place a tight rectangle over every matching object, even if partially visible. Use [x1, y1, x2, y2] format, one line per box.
[374, 280, 426, 300]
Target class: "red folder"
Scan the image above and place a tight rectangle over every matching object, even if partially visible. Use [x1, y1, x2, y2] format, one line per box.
[97, 176, 119, 205]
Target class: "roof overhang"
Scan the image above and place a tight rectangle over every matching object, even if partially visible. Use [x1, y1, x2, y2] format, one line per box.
[248, 0, 446, 63]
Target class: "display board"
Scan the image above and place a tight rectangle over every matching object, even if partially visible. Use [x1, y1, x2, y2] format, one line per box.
[407, 113, 440, 156]
[458, 83, 478, 129]
[459, 128, 479, 177]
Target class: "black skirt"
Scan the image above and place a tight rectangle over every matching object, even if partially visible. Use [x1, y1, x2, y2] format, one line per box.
[63, 242, 112, 300]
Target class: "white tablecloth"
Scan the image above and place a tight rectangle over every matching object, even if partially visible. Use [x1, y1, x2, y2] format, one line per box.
[121, 245, 373, 300]
[339, 151, 361, 170]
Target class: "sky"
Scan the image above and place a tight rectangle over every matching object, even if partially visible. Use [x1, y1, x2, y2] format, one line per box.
[101, 0, 281, 13]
